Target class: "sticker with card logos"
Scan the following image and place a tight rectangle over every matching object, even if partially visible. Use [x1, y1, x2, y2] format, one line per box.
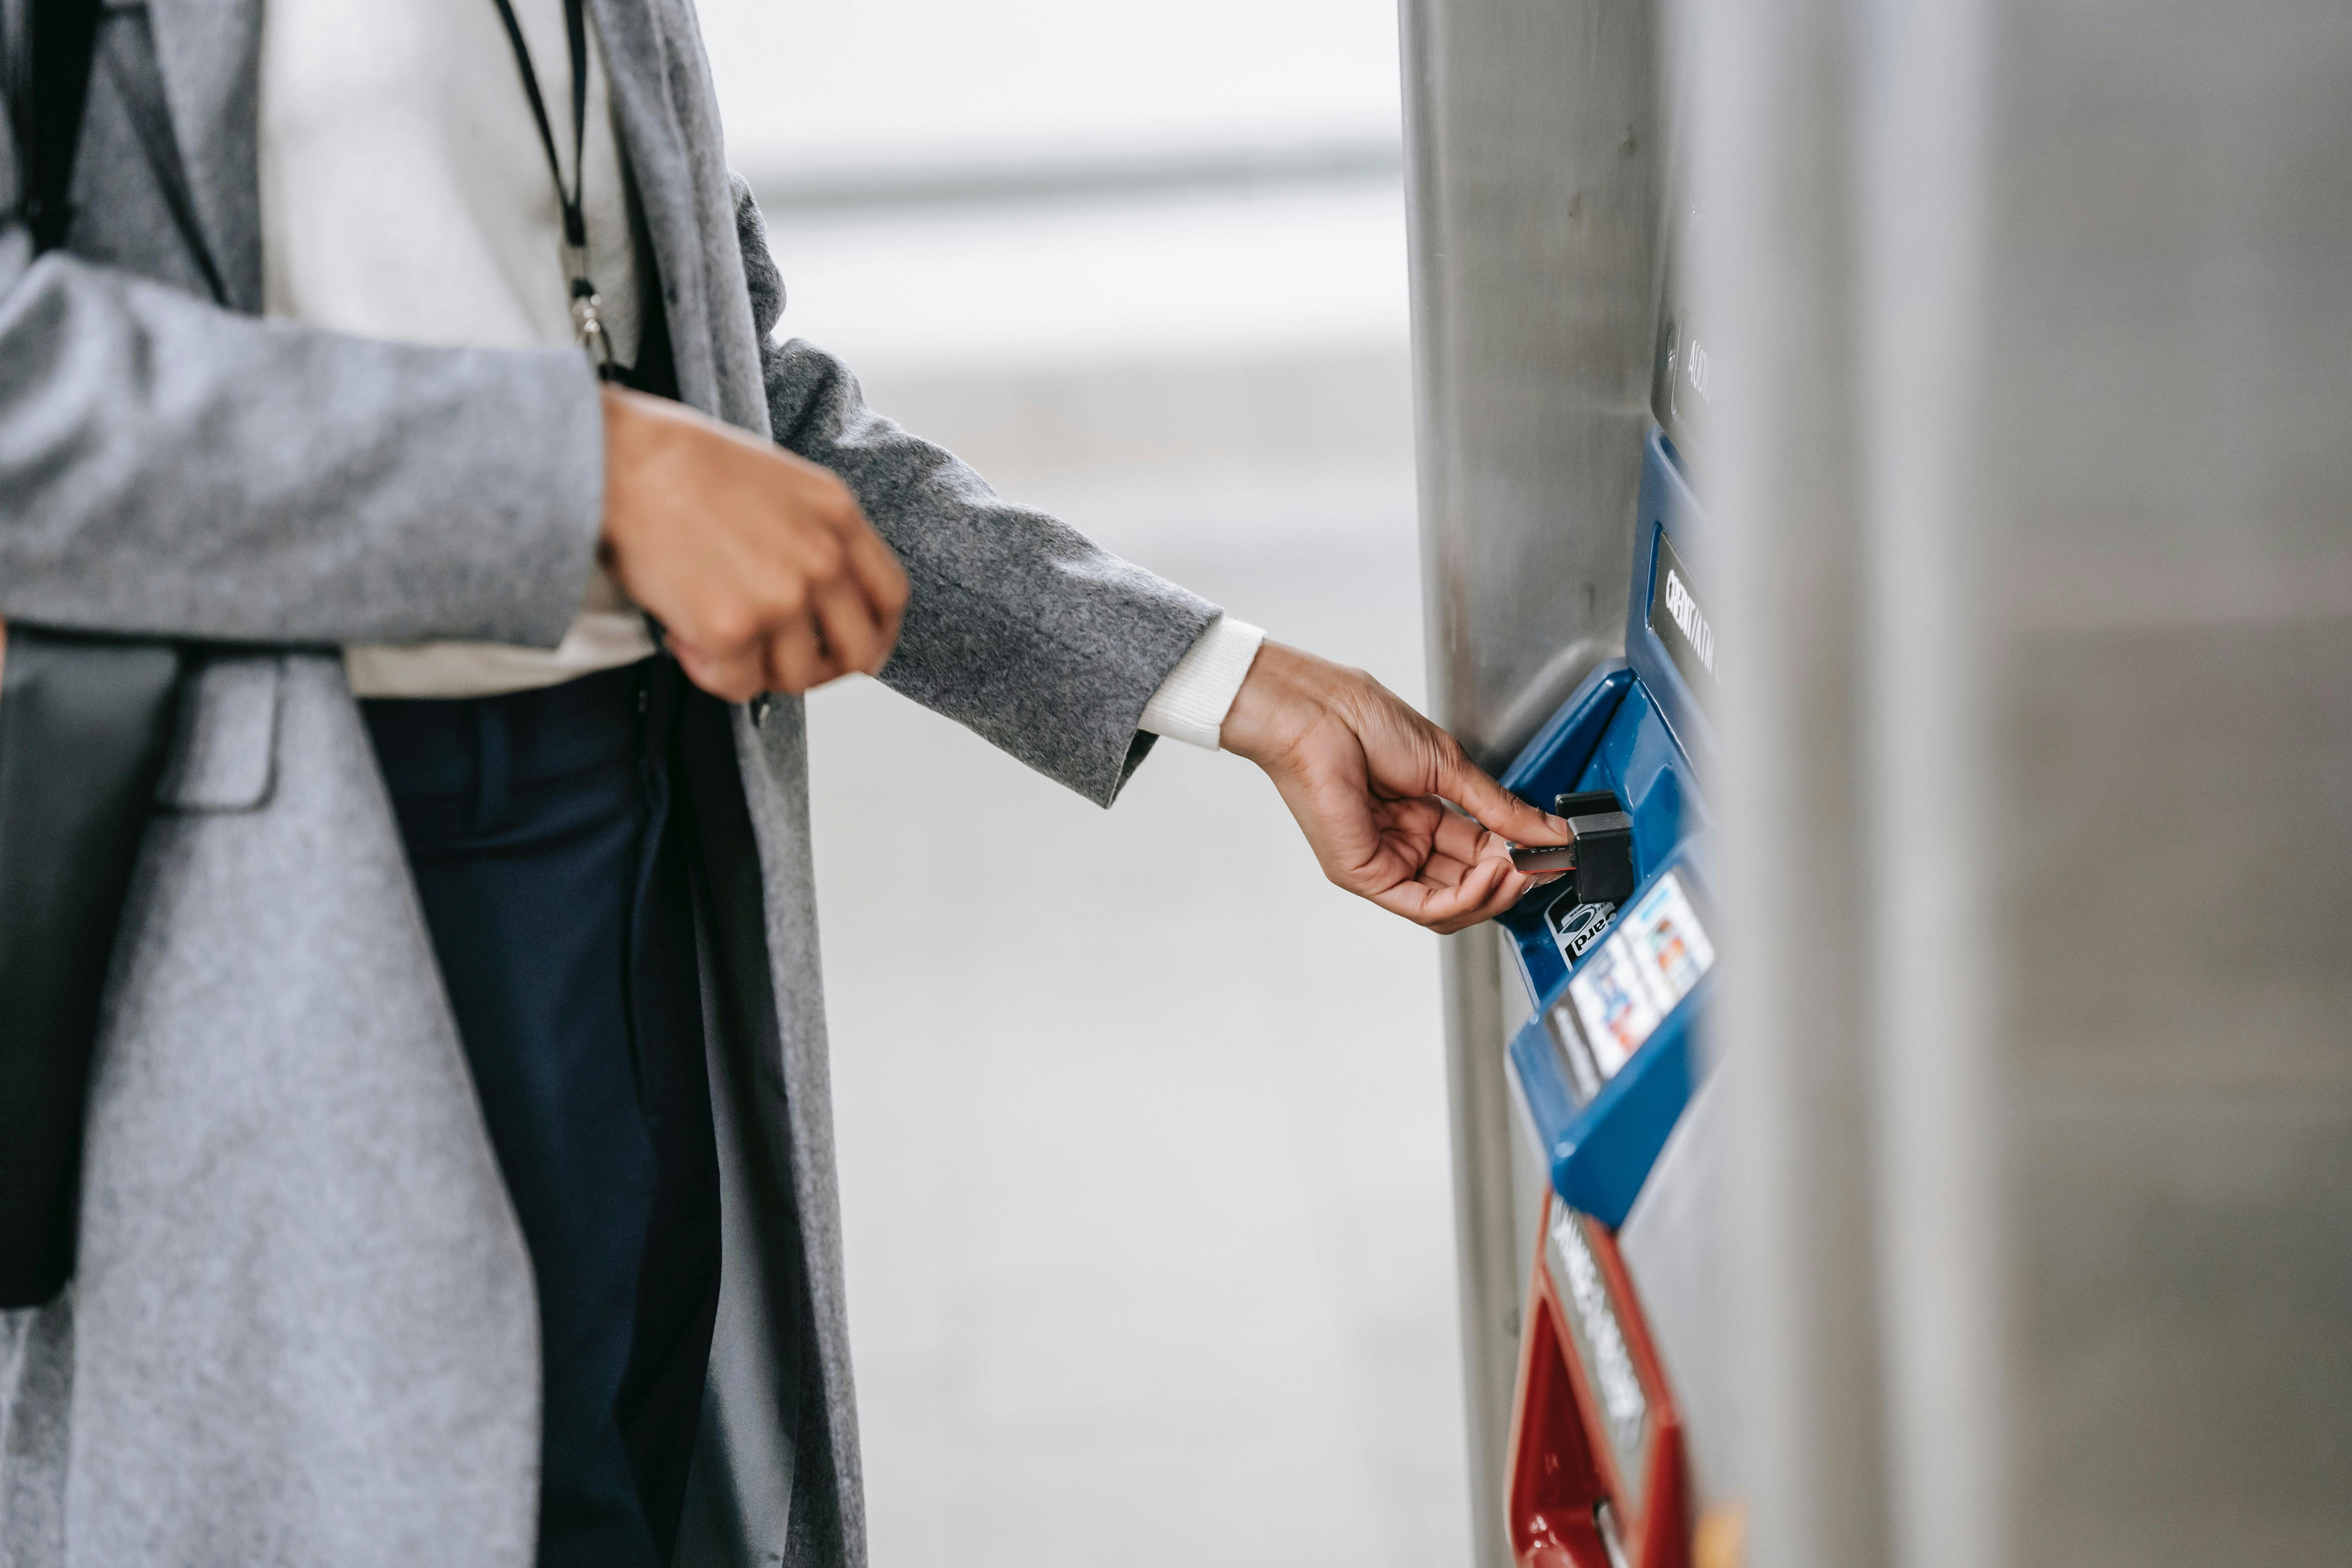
[1566, 870, 1714, 1079]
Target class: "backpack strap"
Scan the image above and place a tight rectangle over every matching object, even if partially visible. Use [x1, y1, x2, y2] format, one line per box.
[15, 0, 107, 253]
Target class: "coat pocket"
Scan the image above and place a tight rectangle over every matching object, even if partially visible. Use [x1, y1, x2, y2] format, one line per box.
[154, 657, 281, 812]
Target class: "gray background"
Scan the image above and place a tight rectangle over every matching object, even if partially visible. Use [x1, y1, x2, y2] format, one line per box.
[699, 3, 1476, 1561]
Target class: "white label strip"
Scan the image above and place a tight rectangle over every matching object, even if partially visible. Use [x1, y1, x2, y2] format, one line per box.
[1549, 1203, 1649, 1470]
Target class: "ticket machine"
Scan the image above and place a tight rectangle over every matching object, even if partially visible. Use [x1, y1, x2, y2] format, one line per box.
[1494, 221, 1733, 1565]
[1495, 421, 1718, 1230]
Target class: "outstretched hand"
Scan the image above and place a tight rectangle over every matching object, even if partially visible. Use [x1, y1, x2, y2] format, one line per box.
[1218, 641, 1571, 934]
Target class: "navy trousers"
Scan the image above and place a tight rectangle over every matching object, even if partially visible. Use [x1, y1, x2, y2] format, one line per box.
[363, 659, 720, 1568]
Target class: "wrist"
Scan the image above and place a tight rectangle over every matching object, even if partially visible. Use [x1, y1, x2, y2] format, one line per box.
[598, 384, 694, 572]
[598, 384, 639, 561]
[1219, 640, 1335, 764]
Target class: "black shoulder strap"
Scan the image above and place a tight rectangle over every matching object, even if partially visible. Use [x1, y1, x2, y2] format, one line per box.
[16, 0, 107, 253]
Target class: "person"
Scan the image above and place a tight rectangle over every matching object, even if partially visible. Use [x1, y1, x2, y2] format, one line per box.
[0, 2, 1570, 1565]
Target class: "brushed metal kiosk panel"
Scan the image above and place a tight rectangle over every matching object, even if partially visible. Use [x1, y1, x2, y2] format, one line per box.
[1398, 1, 1666, 1560]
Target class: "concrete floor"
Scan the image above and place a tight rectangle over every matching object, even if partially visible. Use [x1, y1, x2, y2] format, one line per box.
[799, 337, 1477, 1564]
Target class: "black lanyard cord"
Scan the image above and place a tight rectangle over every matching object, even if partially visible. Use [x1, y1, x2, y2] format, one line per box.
[487, 0, 615, 373]
[14, 0, 107, 254]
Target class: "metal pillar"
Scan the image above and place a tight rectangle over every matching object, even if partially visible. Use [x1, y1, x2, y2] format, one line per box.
[1697, 0, 2352, 1564]
[1396, 0, 1664, 1559]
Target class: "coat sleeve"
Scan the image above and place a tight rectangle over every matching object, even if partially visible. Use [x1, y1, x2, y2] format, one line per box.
[0, 109, 605, 650]
[731, 180, 1220, 808]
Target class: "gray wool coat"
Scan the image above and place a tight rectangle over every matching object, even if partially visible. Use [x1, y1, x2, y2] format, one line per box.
[0, 2, 1220, 1565]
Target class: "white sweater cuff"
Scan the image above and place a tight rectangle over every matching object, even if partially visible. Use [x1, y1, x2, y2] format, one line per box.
[1138, 616, 1266, 750]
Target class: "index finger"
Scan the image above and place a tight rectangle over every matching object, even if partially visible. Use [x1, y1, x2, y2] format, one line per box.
[1434, 744, 1568, 846]
[809, 579, 891, 677]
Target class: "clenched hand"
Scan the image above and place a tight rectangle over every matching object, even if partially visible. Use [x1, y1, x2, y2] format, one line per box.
[599, 386, 908, 701]
[1219, 641, 1571, 934]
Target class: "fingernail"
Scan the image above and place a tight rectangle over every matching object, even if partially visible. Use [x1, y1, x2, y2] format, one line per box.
[1547, 814, 1572, 835]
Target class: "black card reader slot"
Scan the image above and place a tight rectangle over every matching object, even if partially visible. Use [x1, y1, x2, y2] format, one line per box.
[1510, 789, 1639, 907]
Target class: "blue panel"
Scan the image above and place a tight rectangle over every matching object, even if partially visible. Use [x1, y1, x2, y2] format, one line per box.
[1499, 661, 1635, 805]
[1489, 424, 1722, 1224]
[1624, 427, 1715, 771]
[1497, 681, 1709, 1008]
[1504, 855, 1720, 1228]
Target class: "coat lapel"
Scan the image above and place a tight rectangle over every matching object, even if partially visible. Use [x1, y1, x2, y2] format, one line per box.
[142, 0, 264, 313]
[588, 0, 731, 421]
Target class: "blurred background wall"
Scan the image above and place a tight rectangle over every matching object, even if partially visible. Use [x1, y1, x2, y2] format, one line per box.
[1694, 0, 2352, 1565]
[694, 4, 1476, 1563]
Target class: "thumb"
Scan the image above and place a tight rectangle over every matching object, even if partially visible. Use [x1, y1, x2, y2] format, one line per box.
[1434, 742, 1568, 846]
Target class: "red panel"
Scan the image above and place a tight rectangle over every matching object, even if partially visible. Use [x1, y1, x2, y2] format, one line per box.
[1504, 1273, 1612, 1568]
[1504, 1197, 1693, 1568]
